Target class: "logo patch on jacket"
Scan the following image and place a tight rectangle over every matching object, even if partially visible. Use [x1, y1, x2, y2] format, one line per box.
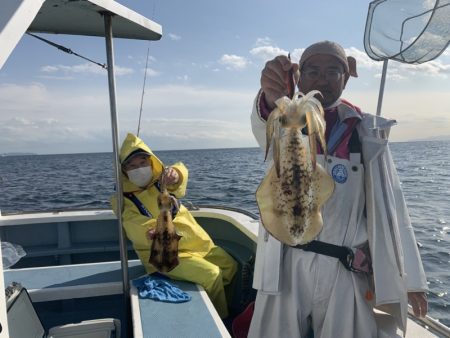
[332, 164, 348, 184]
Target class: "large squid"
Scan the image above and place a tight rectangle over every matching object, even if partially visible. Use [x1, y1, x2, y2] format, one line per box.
[149, 168, 181, 272]
[256, 90, 335, 246]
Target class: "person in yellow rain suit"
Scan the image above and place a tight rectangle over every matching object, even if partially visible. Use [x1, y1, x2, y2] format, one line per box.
[111, 133, 237, 319]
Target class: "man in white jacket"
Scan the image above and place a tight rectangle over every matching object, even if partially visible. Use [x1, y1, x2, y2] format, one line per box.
[248, 41, 428, 338]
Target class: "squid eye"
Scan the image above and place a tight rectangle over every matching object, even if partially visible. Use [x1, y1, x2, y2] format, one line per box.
[280, 115, 288, 125]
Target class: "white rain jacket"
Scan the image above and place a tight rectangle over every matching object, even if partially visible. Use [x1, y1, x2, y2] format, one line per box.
[250, 95, 428, 333]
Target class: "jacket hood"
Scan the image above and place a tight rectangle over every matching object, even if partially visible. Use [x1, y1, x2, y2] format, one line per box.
[120, 133, 164, 192]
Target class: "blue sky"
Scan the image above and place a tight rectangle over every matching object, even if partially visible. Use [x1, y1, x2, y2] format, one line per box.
[1, 0, 450, 154]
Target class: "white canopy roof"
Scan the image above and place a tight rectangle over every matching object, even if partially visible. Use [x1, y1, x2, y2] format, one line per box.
[0, 0, 162, 69]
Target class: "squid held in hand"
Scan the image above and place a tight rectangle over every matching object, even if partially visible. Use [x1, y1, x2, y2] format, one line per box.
[256, 90, 335, 246]
[149, 168, 181, 272]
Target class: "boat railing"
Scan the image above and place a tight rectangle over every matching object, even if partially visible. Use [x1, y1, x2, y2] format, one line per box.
[408, 306, 450, 337]
[184, 202, 259, 220]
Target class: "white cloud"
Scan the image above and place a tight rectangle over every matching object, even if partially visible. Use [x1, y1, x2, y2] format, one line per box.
[139, 118, 252, 143]
[129, 54, 157, 63]
[344, 47, 450, 80]
[374, 68, 406, 81]
[344, 90, 450, 142]
[40, 63, 134, 76]
[289, 48, 304, 64]
[0, 83, 257, 153]
[134, 121, 256, 151]
[39, 75, 75, 81]
[0, 82, 49, 113]
[397, 60, 450, 77]
[254, 37, 273, 47]
[249, 46, 288, 62]
[0, 82, 111, 126]
[41, 65, 59, 72]
[218, 54, 249, 70]
[143, 68, 160, 77]
[346, 47, 380, 70]
[168, 33, 181, 41]
[176, 75, 189, 81]
[0, 115, 111, 154]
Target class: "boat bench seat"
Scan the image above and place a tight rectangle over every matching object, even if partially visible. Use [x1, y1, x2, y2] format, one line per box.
[130, 239, 252, 338]
[4, 260, 145, 302]
[129, 239, 253, 338]
[131, 279, 230, 338]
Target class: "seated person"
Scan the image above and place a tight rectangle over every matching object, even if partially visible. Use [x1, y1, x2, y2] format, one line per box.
[111, 133, 237, 319]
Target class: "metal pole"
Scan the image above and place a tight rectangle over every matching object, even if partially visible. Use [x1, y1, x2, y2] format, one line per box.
[103, 12, 130, 300]
[376, 59, 389, 118]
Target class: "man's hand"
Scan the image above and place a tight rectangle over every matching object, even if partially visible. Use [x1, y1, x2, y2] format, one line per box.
[165, 167, 179, 185]
[261, 55, 300, 110]
[408, 292, 428, 318]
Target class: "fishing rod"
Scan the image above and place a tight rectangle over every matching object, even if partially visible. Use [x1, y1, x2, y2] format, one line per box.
[137, 46, 150, 137]
[136, 2, 157, 137]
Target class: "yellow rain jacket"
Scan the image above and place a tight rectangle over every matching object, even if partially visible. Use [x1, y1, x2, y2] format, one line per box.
[111, 133, 237, 318]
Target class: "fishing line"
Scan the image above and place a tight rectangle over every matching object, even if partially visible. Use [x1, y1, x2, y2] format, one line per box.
[26, 32, 107, 69]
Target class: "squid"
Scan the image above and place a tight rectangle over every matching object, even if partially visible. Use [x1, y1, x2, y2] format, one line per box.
[149, 168, 181, 272]
[256, 90, 335, 246]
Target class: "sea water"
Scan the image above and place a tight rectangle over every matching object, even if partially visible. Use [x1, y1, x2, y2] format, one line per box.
[0, 141, 449, 326]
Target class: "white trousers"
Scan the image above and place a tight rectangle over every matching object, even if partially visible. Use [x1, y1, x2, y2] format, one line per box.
[249, 155, 379, 338]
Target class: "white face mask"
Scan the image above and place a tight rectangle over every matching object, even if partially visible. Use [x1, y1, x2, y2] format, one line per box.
[127, 166, 153, 187]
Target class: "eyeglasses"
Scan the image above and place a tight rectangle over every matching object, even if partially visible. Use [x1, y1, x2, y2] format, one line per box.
[301, 68, 344, 82]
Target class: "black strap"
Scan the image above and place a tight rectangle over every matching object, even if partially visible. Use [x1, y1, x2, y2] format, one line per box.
[124, 192, 153, 218]
[293, 240, 356, 272]
[124, 190, 179, 219]
[348, 128, 362, 154]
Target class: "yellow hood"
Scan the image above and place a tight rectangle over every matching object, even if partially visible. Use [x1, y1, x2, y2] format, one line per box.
[120, 133, 164, 193]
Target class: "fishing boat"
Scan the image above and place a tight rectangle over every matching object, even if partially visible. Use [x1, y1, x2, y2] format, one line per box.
[0, 0, 449, 337]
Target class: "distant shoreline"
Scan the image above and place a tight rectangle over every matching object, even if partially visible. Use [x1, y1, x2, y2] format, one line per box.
[0, 152, 36, 156]
[1, 139, 449, 156]
[0, 147, 261, 157]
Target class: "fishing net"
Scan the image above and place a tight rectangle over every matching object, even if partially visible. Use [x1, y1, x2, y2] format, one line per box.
[364, 0, 450, 63]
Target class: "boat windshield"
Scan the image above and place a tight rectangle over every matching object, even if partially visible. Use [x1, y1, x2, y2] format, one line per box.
[364, 0, 450, 63]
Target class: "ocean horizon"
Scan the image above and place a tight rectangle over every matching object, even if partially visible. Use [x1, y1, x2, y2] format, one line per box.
[2, 136, 450, 157]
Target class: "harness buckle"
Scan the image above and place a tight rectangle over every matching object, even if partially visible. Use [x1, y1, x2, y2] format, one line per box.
[342, 246, 372, 273]
[340, 247, 357, 272]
